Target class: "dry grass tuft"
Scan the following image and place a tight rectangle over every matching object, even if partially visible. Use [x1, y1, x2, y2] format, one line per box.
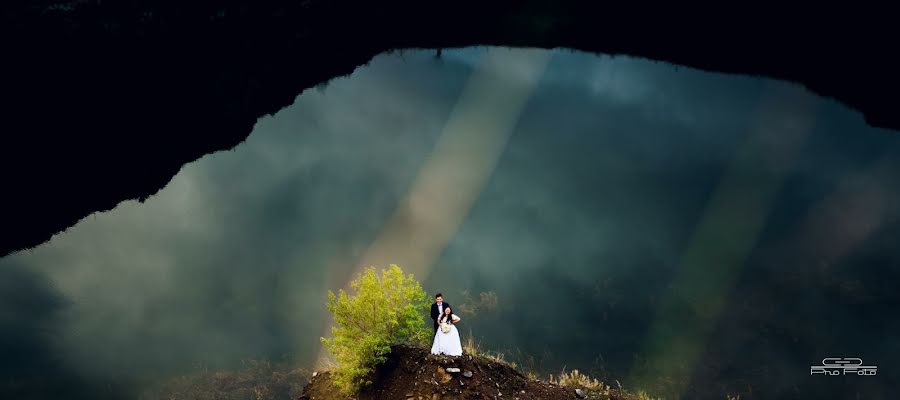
[462, 334, 519, 369]
[549, 368, 604, 390]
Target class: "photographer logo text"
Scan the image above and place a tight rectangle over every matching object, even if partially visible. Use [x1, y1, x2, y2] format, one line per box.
[810, 357, 877, 376]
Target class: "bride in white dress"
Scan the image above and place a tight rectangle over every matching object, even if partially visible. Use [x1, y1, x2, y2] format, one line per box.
[431, 306, 462, 356]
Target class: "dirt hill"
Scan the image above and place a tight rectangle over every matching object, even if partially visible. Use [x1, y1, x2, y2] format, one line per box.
[299, 345, 611, 400]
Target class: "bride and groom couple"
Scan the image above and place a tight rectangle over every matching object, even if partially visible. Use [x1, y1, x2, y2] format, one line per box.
[429, 293, 463, 356]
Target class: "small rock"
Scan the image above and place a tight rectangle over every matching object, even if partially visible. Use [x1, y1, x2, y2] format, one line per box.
[463, 371, 473, 378]
[311, 371, 318, 378]
[446, 367, 461, 373]
[575, 388, 587, 398]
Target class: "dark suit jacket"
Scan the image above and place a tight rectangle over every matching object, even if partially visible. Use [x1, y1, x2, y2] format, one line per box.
[431, 301, 451, 330]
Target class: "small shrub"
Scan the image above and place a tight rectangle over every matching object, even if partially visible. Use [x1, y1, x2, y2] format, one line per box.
[320, 264, 430, 394]
[457, 290, 499, 317]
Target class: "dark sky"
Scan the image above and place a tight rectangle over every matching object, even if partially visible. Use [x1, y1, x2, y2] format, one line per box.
[2, 47, 898, 399]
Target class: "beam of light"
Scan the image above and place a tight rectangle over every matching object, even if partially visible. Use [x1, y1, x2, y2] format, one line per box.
[760, 153, 899, 313]
[791, 155, 897, 265]
[315, 48, 551, 366]
[626, 82, 819, 398]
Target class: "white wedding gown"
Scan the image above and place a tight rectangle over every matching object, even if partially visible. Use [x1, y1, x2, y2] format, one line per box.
[431, 314, 462, 356]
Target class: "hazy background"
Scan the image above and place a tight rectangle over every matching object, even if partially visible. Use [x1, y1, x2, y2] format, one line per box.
[2, 47, 898, 399]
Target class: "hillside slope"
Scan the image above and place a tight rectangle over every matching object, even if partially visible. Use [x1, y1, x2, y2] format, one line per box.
[300, 345, 616, 400]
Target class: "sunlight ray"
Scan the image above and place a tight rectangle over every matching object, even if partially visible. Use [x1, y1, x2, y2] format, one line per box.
[315, 48, 552, 364]
[627, 82, 819, 397]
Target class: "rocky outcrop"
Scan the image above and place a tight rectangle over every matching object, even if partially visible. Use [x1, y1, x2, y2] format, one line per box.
[299, 345, 588, 400]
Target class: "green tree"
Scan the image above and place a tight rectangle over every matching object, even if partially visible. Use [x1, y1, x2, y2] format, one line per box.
[320, 264, 431, 394]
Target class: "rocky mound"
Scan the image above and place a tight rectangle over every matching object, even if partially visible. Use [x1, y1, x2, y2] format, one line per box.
[299, 345, 591, 400]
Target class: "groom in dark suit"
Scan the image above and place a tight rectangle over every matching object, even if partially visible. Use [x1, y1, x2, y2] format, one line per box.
[431, 293, 450, 333]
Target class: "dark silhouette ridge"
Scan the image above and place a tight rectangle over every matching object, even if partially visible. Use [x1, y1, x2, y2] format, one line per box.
[2, 1, 897, 257]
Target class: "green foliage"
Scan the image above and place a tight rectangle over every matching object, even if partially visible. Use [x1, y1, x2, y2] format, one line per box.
[457, 289, 499, 318]
[320, 264, 431, 394]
